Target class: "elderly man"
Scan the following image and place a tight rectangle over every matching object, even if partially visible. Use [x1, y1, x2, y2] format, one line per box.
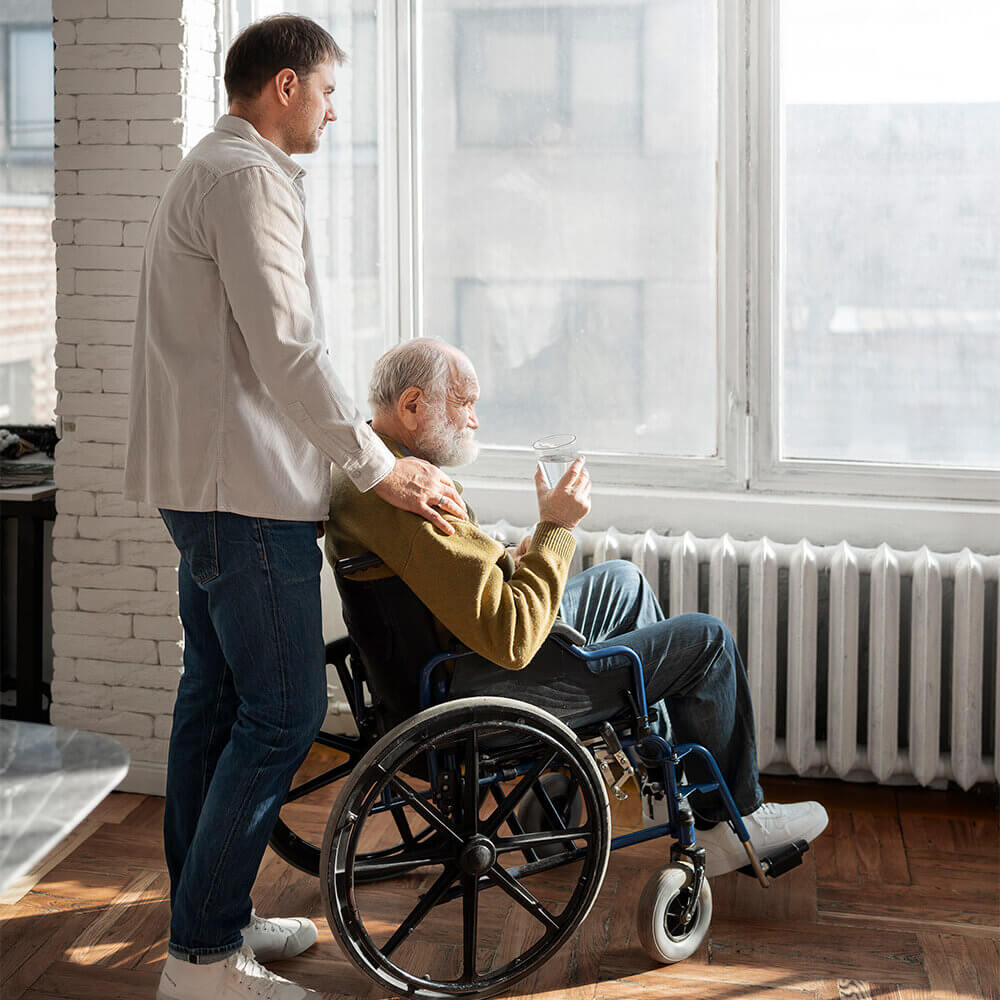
[325, 338, 829, 876]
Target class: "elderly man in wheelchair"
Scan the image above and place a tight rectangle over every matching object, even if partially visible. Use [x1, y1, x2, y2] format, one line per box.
[274, 337, 828, 1000]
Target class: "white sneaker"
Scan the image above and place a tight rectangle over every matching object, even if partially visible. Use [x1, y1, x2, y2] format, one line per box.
[156, 945, 322, 1000]
[696, 800, 829, 877]
[242, 909, 319, 962]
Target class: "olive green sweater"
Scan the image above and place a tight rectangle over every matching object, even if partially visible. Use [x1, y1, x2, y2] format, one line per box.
[324, 433, 576, 670]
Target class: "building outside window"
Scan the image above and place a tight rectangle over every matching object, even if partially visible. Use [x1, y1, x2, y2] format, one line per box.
[0, 9, 56, 425]
[454, 6, 643, 149]
[776, 0, 999, 475]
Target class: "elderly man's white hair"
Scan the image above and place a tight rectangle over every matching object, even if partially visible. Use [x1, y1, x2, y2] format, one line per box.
[369, 337, 454, 414]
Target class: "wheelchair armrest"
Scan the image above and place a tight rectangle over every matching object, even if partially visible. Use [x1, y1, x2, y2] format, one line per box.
[548, 621, 588, 647]
[419, 645, 476, 709]
[335, 551, 384, 576]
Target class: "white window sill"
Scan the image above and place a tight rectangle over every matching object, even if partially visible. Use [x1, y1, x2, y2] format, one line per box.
[458, 475, 1000, 556]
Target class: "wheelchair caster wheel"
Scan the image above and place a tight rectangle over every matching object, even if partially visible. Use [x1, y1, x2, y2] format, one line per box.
[516, 772, 584, 859]
[636, 861, 712, 964]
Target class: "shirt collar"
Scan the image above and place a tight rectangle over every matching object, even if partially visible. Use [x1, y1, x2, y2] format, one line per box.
[214, 114, 306, 181]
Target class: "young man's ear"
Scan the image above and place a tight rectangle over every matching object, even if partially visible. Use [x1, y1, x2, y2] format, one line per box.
[274, 68, 297, 107]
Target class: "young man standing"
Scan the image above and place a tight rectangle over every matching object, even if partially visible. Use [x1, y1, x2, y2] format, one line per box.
[124, 16, 465, 1000]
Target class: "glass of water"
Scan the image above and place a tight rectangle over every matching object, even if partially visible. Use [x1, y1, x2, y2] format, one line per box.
[532, 433, 580, 488]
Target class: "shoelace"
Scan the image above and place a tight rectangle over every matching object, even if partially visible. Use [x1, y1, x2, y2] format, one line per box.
[235, 946, 284, 984]
[754, 802, 783, 818]
[250, 914, 278, 934]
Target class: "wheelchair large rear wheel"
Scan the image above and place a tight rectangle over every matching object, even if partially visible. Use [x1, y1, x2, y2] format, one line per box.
[320, 697, 611, 1000]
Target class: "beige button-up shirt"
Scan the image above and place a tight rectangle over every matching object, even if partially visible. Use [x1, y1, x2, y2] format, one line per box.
[124, 115, 394, 521]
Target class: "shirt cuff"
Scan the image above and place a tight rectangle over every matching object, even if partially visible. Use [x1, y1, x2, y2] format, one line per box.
[342, 435, 395, 493]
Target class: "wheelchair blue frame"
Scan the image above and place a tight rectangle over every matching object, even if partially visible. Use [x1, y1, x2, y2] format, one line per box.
[417, 636, 754, 856]
[270, 625, 816, 999]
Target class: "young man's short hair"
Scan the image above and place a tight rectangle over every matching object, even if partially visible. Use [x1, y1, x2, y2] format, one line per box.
[224, 14, 346, 104]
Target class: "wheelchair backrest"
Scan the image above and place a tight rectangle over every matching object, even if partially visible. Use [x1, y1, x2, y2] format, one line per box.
[333, 554, 448, 731]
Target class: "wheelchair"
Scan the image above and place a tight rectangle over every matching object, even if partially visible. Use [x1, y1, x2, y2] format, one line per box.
[268, 553, 809, 1000]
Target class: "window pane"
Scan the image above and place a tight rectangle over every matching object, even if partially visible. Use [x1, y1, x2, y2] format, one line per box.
[1, 15, 55, 425]
[235, 1, 387, 409]
[422, 0, 719, 457]
[780, 0, 1000, 469]
[9, 28, 53, 149]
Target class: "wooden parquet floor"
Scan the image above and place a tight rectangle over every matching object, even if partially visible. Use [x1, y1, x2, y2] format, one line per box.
[1, 767, 997, 1000]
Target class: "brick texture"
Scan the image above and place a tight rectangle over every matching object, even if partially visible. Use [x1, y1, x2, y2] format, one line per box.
[50, 0, 222, 792]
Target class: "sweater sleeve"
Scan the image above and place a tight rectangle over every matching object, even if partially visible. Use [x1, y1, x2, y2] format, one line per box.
[383, 517, 576, 670]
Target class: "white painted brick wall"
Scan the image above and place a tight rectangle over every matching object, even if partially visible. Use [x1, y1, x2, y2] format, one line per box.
[50, 0, 222, 795]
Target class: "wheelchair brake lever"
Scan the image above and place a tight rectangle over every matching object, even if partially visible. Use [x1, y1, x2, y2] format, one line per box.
[594, 723, 635, 801]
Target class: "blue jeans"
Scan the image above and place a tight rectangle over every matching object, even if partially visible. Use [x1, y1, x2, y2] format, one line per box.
[159, 510, 327, 962]
[560, 560, 763, 823]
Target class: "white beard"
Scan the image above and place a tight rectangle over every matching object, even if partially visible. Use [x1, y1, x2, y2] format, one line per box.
[415, 409, 480, 468]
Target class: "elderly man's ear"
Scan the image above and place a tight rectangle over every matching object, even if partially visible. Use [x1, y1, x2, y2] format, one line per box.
[398, 386, 424, 430]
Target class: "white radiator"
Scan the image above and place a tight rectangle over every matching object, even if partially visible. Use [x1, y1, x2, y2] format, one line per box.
[486, 522, 1000, 790]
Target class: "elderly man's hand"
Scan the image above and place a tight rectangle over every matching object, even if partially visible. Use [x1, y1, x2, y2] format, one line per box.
[373, 456, 468, 535]
[535, 457, 590, 532]
[508, 530, 533, 567]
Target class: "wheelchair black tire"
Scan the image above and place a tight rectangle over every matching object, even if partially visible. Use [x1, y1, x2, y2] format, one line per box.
[320, 696, 612, 1000]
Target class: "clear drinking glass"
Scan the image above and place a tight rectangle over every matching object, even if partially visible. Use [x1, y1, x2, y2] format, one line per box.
[532, 433, 580, 488]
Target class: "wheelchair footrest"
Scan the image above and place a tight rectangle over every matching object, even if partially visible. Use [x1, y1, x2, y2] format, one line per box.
[736, 838, 809, 880]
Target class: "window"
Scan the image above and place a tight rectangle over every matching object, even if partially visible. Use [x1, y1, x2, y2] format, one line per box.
[232, 1, 999, 502]
[755, 0, 1000, 499]
[1, 12, 56, 426]
[6, 26, 54, 151]
[0, 361, 33, 421]
[421, 0, 725, 484]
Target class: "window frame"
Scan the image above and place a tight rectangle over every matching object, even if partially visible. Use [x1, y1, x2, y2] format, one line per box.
[749, 0, 1000, 503]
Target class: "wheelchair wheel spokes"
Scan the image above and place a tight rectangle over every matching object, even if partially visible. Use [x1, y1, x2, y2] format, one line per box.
[269, 740, 356, 874]
[492, 825, 592, 855]
[321, 697, 611, 1000]
[283, 758, 351, 803]
[270, 738, 441, 878]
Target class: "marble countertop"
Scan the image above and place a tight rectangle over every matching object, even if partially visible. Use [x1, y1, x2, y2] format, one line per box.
[0, 721, 130, 892]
